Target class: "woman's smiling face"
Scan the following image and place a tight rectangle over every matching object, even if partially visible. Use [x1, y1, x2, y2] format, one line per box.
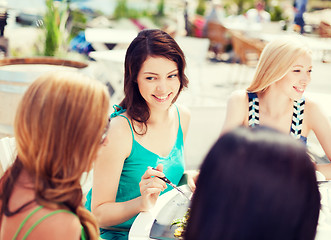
[137, 56, 180, 110]
[275, 53, 312, 100]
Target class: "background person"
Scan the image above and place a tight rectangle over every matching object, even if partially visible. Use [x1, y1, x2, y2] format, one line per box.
[0, 71, 110, 239]
[293, 0, 307, 34]
[185, 126, 320, 240]
[85, 29, 194, 240]
[246, 0, 271, 23]
[220, 36, 331, 179]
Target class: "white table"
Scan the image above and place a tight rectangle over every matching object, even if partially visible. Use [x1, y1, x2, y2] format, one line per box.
[85, 28, 138, 51]
[85, 28, 137, 44]
[129, 185, 191, 240]
[129, 181, 331, 240]
[316, 182, 331, 240]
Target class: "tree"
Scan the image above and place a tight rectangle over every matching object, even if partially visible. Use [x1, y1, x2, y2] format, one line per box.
[196, 0, 206, 16]
[43, 0, 69, 56]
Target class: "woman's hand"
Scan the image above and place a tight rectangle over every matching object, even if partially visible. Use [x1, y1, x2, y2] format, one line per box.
[185, 170, 199, 192]
[139, 164, 167, 211]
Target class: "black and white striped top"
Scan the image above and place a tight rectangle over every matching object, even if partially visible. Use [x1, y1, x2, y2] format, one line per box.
[247, 92, 307, 143]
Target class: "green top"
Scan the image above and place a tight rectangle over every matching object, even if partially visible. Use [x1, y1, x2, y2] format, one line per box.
[13, 205, 87, 240]
[85, 105, 185, 240]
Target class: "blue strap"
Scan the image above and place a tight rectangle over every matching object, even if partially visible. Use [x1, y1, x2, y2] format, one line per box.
[110, 104, 134, 142]
[110, 105, 126, 118]
[247, 92, 258, 99]
[111, 104, 180, 149]
[173, 104, 181, 123]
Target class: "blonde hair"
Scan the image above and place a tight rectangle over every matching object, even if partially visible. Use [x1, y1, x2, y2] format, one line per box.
[247, 36, 312, 93]
[5, 71, 109, 239]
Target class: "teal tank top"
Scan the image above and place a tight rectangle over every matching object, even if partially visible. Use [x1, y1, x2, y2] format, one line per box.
[85, 105, 185, 240]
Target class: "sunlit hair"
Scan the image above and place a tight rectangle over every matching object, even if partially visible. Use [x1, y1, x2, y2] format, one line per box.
[0, 71, 110, 239]
[185, 126, 320, 240]
[119, 29, 188, 134]
[247, 36, 312, 93]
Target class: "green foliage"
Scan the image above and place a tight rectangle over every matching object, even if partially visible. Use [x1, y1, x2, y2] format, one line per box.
[223, 0, 254, 15]
[112, 0, 160, 26]
[44, 0, 60, 56]
[43, 0, 71, 56]
[113, 0, 129, 19]
[69, 9, 87, 40]
[113, 0, 151, 19]
[196, 0, 206, 16]
[269, 5, 284, 21]
[157, 0, 165, 17]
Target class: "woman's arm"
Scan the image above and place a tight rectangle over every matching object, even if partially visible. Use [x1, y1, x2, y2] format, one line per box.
[91, 117, 166, 227]
[220, 90, 248, 136]
[306, 100, 331, 179]
[176, 105, 198, 190]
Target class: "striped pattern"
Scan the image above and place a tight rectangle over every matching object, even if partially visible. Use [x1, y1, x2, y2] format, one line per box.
[290, 98, 305, 140]
[248, 92, 260, 127]
[247, 92, 305, 140]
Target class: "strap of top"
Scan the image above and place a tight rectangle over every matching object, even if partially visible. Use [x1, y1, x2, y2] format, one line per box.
[110, 104, 180, 142]
[13, 205, 86, 240]
[13, 205, 43, 240]
[111, 104, 135, 141]
[290, 98, 305, 140]
[247, 92, 260, 127]
[248, 92, 306, 140]
[174, 104, 181, 124]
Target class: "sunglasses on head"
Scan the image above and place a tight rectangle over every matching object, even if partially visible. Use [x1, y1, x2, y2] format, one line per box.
[100, 117, 111, 144]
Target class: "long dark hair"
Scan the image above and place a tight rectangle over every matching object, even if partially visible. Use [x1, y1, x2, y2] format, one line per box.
[185, 127, 320, 240]
[119, 29, 188, 134]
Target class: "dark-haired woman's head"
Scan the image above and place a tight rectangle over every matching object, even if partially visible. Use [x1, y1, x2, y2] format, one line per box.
[120, 29, 188, 134]
[185, 126, 320, 240]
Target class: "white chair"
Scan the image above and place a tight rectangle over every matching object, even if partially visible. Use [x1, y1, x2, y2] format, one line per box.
[88, 49, 126, 105]
[0, 137, 16, 176]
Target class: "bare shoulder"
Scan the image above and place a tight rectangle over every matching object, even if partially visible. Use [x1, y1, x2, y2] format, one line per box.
[304, 97, 324, 119]
[228, 89, 248, 106]
[304, 97, 326, 127]
[174, 104, 191, 139]
[108, 113, 133, 143]
[103, 112, 133, 159]
[175, 104, 191, 122]
[304, 97, 321, 111]
[29, 210, 81, 240]
[225, 90, 249, 115]
[220, 90, 248, 135]
[110, 113, 132, 133]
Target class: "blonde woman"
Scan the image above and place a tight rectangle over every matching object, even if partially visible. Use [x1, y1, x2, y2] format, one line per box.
[221, 36, 331, 179]
[0, 71, 110, 239]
